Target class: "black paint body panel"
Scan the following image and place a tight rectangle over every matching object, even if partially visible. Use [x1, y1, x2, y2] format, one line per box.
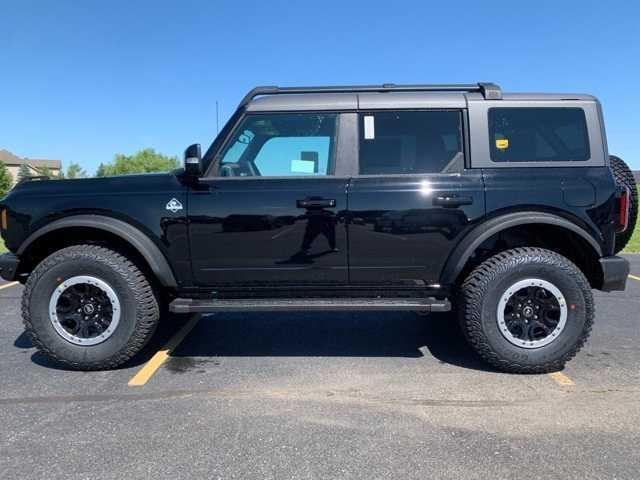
[481, 166, 618, 257]
[188, 177, 349, 287]
[1, 174, 190, 286]
[347, 171, 485, 285]
[0, 165, 621, 293]
[0, 101, 623, 294]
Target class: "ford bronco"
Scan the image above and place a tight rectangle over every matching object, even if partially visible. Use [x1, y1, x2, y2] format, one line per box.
[0, 82, 636, 373]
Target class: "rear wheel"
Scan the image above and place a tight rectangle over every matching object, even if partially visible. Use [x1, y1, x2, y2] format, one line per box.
[610, 155, 638, 253]
[458, 247, 593, 373]
[22, 245, 160, 370]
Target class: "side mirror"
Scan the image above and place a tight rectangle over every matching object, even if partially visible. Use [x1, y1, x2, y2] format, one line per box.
[184, 143, 202, 176]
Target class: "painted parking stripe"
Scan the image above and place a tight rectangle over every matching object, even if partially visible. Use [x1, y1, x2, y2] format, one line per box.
[128, 314, 201, 387]
[629, 274, 640, 282]
[0, 281, 19, 290]
[548, 371, 575, 387]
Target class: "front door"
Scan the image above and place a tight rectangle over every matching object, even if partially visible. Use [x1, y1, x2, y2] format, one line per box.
[188, 112, 349, 288]
[347, 109, 485, 286]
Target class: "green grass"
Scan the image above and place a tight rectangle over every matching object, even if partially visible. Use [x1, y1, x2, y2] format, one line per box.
[622, 189, 640, 253]
[0, 237, 6, 253]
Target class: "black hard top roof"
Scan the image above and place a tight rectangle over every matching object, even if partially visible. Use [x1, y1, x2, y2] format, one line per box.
[239, 82, 502, 108]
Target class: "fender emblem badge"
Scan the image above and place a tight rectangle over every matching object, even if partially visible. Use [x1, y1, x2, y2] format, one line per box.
[166, 198, 183, 213]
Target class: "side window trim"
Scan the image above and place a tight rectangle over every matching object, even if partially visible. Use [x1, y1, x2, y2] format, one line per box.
[463, 108, 471, 170]
[334, 112, 358, 177]
[468, 100, 606, 169]
[488, 107, 591, 163]
[202, 111, 343, 179]
[355, 109, 467, 177]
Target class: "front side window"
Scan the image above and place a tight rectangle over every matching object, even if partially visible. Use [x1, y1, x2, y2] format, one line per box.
[358, 111, 463, 175]
[489, 107, 590, 162]
[217, 113, 336, 177]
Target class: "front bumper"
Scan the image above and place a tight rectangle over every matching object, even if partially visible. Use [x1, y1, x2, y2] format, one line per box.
[0, 252, 19, 282]
[599, 256, 630, 291]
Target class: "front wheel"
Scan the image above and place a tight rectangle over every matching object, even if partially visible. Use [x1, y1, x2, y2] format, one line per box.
[22, 245, 160, 370]
[458, 247, 594, 373]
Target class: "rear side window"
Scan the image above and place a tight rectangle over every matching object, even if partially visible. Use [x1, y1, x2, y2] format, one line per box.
[489, 107, 590, 162]
[358, 111, 463, 175]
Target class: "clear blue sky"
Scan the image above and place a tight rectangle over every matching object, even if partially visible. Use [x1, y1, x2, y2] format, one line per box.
[1, 0, 639, 173]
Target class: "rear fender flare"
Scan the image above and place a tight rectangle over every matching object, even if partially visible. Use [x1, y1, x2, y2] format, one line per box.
[440, 211, 603, 285]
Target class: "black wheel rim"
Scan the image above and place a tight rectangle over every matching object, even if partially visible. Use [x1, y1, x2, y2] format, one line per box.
[49, 276, 120, 345]
[497, 279, 567, 349]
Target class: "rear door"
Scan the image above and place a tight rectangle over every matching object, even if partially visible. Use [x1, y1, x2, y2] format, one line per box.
[347, 109, 485, 286]
[188, 112, 350, 287]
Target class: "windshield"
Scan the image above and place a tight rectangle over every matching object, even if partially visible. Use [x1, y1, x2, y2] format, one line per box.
[201, 108, 245, 174]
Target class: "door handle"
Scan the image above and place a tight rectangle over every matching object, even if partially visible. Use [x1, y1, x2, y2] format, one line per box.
[433, 195, 473, 207]
[297, 198, 336, 209]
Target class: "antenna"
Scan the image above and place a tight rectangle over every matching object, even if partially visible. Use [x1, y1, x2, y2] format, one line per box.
[216, 101, 219, 134]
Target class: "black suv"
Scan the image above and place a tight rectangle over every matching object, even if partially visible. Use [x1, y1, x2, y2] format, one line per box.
[0, 83, 636, 373]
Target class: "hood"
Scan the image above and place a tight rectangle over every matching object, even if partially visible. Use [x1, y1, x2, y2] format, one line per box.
[6, 172, 178, 198]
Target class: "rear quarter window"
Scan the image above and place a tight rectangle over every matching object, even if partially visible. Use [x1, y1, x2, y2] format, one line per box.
[489, 107, 590, 162]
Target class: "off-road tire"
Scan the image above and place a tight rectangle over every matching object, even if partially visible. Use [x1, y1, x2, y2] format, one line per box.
[610, 155, 638, 253]
[22, 245, 160, 370]
[458, 247, 594, 373]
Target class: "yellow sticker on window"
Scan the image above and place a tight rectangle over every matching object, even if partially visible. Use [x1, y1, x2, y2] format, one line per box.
[496, 139, 509, 150]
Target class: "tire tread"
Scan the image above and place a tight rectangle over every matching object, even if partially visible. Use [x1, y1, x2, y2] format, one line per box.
[610, 155, 638, 253]
[22, 244, 159, 370]
[458, 247, 594, 373]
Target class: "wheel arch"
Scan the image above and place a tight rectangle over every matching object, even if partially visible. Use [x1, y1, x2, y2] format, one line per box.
[17, 215, 178, 288]
[441, 211, 603, 287]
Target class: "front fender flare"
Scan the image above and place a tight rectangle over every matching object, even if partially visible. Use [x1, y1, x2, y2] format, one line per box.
[440, 211, 603, 285]
[18, 215, 178, 287]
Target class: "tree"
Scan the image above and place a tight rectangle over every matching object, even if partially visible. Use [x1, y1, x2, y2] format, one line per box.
[17, 163, 31, 182]
[0, 162, 13, 196]
[96, 163, 108, 177]
[96, 148, 179, 177]
[34, 166, 54, 178]
[65, 162, 87, 179]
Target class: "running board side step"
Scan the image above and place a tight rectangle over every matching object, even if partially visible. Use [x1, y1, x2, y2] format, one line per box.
[169, 297, 451, 314]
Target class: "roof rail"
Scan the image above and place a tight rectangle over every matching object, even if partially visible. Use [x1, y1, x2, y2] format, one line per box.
[238, 82, 502, 107]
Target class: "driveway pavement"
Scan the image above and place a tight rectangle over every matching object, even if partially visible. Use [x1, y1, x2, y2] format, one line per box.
[1, 256, 639, 479]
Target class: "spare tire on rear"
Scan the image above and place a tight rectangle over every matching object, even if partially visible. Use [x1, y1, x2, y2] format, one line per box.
[610, 155, 638, 253]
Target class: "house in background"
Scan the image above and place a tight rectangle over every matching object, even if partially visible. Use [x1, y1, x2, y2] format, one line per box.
[0, 149, 62, 185]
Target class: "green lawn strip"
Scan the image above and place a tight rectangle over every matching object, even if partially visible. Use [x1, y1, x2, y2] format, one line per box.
[622, 188, 640, 254]
[622, 221, 640, 253]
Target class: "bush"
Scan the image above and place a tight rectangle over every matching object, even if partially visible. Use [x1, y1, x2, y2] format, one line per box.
[96, 149, 179, 177]
[0, 162, 13, 197]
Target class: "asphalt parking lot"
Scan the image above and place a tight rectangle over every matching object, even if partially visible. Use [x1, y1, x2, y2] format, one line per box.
[1, 256, 639, 480]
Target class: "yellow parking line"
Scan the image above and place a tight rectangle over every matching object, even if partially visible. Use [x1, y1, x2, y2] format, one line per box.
[128, 314, 201, 387]
[629, 274, 640, 282]
[0, 281, 19, 290]
[548, 371, 575, 387]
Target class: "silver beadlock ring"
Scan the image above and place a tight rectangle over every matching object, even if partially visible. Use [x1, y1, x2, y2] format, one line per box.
[48, 276, 121, 346]
[496, 278, 567, 349]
